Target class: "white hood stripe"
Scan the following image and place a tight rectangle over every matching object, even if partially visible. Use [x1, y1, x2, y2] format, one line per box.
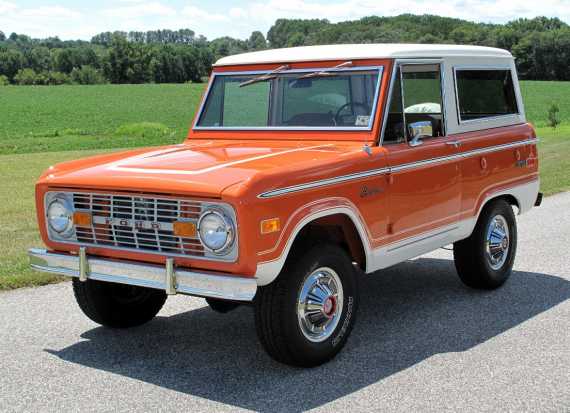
[106, 144, 334, 176]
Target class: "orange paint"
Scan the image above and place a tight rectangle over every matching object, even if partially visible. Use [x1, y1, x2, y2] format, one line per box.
[33, 57, 538, 279]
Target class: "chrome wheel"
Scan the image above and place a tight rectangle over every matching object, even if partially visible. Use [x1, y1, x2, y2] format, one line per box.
[485, 214, 510, 270]
[297, 267, 344, 343]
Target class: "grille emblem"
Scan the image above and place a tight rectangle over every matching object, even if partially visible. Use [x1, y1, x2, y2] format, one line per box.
[97, 216, 163, 230]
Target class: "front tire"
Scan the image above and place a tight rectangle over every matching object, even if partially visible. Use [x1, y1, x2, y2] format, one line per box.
[72, 279, 167, 328]
[255, 244, 359, 367]
[453, 199, 517, 289]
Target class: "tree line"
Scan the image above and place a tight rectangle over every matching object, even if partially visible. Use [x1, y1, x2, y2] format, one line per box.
[1, 15, 569, 86]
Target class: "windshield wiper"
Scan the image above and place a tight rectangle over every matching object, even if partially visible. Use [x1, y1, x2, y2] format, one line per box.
[239, 64, 290, 88]
[297, 61, 353, 79]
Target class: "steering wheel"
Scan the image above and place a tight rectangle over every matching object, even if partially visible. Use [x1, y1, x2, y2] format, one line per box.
[334, 102, 371, 126]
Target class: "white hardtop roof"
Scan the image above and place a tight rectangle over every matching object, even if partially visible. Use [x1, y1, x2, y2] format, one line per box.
[214, 43, 512, 66]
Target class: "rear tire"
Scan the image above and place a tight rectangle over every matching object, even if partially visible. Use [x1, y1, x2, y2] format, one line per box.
[72, 279, 167, 328]
[254, 244, 359, 367]
[453, 199, 517, 289]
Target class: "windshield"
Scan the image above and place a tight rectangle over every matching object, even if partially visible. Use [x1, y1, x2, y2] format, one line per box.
[196, 67, 382, 129]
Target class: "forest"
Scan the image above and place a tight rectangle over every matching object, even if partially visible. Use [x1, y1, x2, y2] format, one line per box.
[1, 14, 569, 85]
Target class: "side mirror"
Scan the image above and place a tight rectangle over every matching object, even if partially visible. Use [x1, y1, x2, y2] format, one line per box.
[407, 121, 433, 147]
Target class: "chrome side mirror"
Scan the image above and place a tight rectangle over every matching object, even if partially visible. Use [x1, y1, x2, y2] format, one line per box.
[407, 121, 433, 147]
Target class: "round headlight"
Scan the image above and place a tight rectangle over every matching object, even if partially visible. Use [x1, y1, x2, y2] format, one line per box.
[47, 199, 73, 236]
[198, 210, 235, 254]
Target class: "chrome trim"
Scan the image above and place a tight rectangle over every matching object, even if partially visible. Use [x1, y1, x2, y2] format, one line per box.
[399, 64, 407, 140]
[258, 138, 539, 198]
[452, 66, 520, 125]
[485, 214, 510, 270]
[446, 140, 462, 148]
[197, 209, 236, 255]
[387, 226, 458, 252]
[45, 191, 239, 263]
[258, 166, 391, 199]
[297, 267, 344, 343]
[193, 66, 384, 131]
[28, 248, 257, 301]
[45, 192, 75, 241]
[378, 61, 399, 144]
[165, 257, 176, 295]
[79, 247, 88, 282]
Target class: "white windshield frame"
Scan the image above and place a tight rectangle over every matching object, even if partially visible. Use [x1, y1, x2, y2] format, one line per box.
[193, 65, 384, 131]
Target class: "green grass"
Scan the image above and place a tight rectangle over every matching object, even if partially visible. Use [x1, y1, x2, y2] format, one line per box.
[521, 81, 570, 127]
[0, 80, 568, 290]
[0, 149, 113, 290]
[0, 83, 204, 154]
[535, 124, 570, 196]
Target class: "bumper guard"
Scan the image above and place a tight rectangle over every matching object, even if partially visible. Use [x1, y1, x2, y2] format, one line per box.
[28, 248, 257, 301]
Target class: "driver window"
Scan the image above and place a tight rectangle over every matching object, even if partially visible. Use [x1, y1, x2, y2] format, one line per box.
[383, 63, 445, 144]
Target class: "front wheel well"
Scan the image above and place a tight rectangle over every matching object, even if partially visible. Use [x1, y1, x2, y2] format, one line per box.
[289, 213, 366, 271]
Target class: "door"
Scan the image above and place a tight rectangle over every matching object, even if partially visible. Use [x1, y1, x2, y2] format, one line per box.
[382, 62, 462, 261]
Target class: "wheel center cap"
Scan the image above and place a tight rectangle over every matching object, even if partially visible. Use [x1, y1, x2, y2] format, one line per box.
[501, 237, 508, 250]
[323, 296, 336, 318]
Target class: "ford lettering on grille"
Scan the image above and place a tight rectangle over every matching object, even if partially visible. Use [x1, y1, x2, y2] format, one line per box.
[92, 216, 171, 231]
[71, 192, 205, 257]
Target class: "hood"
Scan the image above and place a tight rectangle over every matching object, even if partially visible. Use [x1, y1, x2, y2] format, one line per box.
[40, 139, 363, 197]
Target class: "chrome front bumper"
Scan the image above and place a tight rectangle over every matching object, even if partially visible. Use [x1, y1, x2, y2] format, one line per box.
[28, 248, 257, 301]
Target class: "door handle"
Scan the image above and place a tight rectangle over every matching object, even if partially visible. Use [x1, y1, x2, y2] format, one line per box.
[445, 140, 462, 148]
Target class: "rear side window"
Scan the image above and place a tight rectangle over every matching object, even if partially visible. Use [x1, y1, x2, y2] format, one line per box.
[455, 69, 518, 122]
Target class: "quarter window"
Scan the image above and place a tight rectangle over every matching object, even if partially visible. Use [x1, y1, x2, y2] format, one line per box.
[455, 69, 518, 121]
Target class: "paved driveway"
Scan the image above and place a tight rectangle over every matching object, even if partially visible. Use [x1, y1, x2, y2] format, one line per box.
[1, 193, 569, 412]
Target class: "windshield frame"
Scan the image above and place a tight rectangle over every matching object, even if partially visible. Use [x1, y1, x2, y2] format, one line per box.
[193, 65, 384, 132]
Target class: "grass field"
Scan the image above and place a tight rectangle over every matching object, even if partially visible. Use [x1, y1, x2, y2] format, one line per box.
[0, 83, 203, 154]
[0, 80, 568, 290]
[0, 150, 110, 289]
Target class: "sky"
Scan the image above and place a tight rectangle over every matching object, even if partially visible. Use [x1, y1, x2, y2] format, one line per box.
[0, 0, 568, 41]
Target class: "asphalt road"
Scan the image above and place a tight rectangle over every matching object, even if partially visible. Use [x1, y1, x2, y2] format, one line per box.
[1, 193, 569, 412]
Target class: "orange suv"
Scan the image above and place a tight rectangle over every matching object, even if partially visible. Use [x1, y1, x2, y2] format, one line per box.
[29, 44, 541, 367]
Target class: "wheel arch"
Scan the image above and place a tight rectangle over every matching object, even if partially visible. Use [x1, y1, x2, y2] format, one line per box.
[480, 193, 520, 215]
[476, 178, 538, 219]
[461, 178, 539, 240]
[255, 208, 371, 286]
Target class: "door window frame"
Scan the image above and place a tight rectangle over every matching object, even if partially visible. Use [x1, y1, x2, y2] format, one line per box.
[379, 59, 448, 145]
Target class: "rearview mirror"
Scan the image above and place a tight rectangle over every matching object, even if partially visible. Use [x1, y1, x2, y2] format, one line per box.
[407, 121, 433, 147]
[289, 78, 313, 88]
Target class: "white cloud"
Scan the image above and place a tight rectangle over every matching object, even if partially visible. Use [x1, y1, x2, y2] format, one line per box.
[0, 0, 16, 15]
[20, 5, 81, 19]
[244, 0, 565, 25]
[229, 7, 248, 20]
[101, 2, 176, 18]
[0, 0, 568, 41]
[181, 6, 230, 22]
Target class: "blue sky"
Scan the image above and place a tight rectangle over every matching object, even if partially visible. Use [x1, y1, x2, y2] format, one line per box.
[0, 0, 568, 41]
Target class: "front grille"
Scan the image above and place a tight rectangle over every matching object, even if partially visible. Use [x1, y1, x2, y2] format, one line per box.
[72, 192, 206, 257]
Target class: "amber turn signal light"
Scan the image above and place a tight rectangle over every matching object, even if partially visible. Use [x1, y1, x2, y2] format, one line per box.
[261, 218, 280, 234]
[73, 211, 92, 227]
[173, 221, 197, 237]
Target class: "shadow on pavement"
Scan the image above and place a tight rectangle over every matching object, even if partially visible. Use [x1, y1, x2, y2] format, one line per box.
[46, 258, 570, 411]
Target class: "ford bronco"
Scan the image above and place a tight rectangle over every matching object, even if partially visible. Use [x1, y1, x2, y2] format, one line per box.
[29, 44, 541, 367]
